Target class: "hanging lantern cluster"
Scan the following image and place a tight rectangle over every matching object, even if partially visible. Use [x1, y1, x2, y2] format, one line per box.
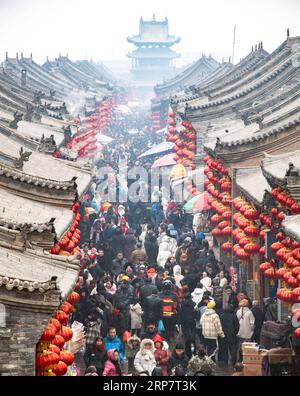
[271, 187, 300, 214]
[36, 291, 80, 376]
[166, 116, 196, 168]
[50, 202, 81, 257]
[65, 97, 115, 158]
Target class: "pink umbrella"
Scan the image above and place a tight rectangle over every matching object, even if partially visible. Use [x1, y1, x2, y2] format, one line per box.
[193, 191, 211, 212]
[151, 153, 176, 169]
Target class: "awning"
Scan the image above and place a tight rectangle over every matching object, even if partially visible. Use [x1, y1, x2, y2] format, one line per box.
[96, 134, 115, 144]
[151, 153, 176, 169]
[183, 192, 210, 212]
[138, 141, 174, 158]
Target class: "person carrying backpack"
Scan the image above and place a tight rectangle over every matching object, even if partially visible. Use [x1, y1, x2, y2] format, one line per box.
[159, 280, 179, 341]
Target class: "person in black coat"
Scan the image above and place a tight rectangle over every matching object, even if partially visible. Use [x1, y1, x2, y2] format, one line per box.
[218, 306, 240, 366]
[110, 226, 126, 256]
[144, 231, 159, 264]
[179, 294, 197, 341]
[167, 344, 189, 375]
[84, 337, 108, 375]
[251, 301, 265, 343]
[114, 279, 134, 332]
[140, 278, 157, 308]
[143, 289, 162, 326]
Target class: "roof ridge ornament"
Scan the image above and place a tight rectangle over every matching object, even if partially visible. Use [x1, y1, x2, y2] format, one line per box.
[12, 147, 32, 171]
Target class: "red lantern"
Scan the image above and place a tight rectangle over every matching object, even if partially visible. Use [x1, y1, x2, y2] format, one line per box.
[58, 326, 73, 342]
[244, 208, 259, 220]
[54, 310, 69, 325]
[287, 276, 299, 288]
[40, 324, 57, 342]
[292, 267, 300, 277]
[59, 350, 74, 366]
[221, 225, 232, 237]
[294, 328, 300, 340]
[48, 344, 61, 355]
[222, 211, 232, 221]
[259, 246, 266, 256]
[49, 318, 61, 332]
[259, 262, 271, 272]
[264, 268, 276, 279]
[211, 214, 223, 224]
[244, 243, 260, 254]
[275, 268, 290, 280]
[52, 361, 68, 376]
[36, 351, 60, 370]
[212, 228, 222, 238]
[221, 241, 233, 252]
[244, 226, 260, 238]
[60, 302, 73, 315]
[52, 335, 65, 349]
[277, 212, 285, 221]
[271, 242, 284, 252]
[218, 220, 230, 230]
[238, 237, 251, 248]
[236, 249, 250, 261]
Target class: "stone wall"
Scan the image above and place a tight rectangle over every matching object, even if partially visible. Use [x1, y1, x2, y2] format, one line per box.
[0, 287, 60, 376]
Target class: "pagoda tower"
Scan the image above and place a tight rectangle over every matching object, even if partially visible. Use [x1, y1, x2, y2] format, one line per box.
[127, 15, 181, 86]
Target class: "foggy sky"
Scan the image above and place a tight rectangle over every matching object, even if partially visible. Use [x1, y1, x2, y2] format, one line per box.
[0, 0, 299, 66]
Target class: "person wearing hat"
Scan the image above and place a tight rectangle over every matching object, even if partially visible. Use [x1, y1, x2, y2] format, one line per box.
[175, 237, 195, 267]
[200, 300, 225, 360]
[236, 299, 255, 362]
[187, 345, 216, 376]
[153, 335, 169, 376]
[159, 280, 179, 341]
[114, 277, 134, 334]
[167, 343, 189, 375]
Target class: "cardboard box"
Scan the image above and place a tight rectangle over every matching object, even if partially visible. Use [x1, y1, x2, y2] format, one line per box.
[243, 354, 265, 365]
[242, 342, 258, 353]
[243, 364, 262, 376]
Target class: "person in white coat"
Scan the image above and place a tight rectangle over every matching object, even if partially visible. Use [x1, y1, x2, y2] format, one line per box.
[157, 235, 177, 268]
[191, 283, 205, 306]
[236, 299, 255, 361]
[130, 299, 143, 337]
[134, 338, 156, 375]
[173, 265, 184, 288]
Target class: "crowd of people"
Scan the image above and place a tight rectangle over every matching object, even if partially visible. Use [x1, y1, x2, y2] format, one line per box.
[70, 103, 271, 377]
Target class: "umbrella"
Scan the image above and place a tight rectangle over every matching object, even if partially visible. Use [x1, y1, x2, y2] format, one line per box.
[151, 153, 176, 169]
[138, 141, 174, 158]
[183, 192, 210, 212]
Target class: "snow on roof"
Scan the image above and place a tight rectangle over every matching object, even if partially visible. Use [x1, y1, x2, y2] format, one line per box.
[282, 214, 300, 242]
[235, 166, 271, 204]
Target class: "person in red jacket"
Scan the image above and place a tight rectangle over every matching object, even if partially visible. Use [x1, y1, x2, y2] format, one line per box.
[153, 335, 169, 376]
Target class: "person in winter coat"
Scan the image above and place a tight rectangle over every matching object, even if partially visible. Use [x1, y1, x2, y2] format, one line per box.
[102, 349, 123, 376]
[167, 343, 189, 375]
[124, 228, 137, 261]
[219, 307, 240, 366]
[236, 299, 255, 361]
[187, 345, 216, 376]
[125, 335, 141, 374]
[130, 299, 143, 337]
[111, 251, 128, 280]
[251, 300, 264, 343]
[173, 265, 184, 288]
[191, 283, 205, 306]
[200, 301, 225, 359]
[144, 232, 159, 264]
[114, 278, 134, 332]
[157, 235, 177, 268]
[167, 223, 178, 240]
[140, 278, 157, 308]
[200, 272, 213, 294]
[143, 289, 162, 326]
[130, 242, 148, 265]
[84, 337, 107, 375]
[212, 277, 224, 310]
[223, 286, 239, 311]
[110, 226, 126, 256]
[180, 294, 197, 342]
[159, 280, 179, 341]
[154, 336, 169, 376]
[104, 279, 117, 296]
[175, 238, 194, 266]
[104, 327, 125, 361]
[84, 366, 98, 376]
[134, 338, 157, 375]
[185, 339, 197, 360]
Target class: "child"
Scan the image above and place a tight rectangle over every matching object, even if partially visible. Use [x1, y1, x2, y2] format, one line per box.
[125, 335, 141, 374]
[153, 335, 169, 376]
[129, 298, 143, 337]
